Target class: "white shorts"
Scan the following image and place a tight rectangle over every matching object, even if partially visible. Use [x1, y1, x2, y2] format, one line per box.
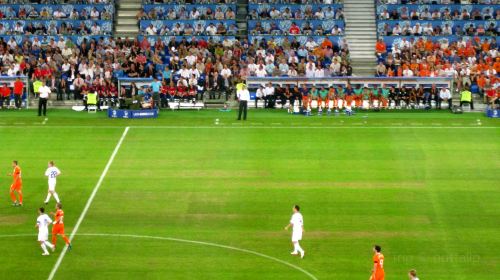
[292, 231, 302, 242]
[38, 229, 48, 242]
[48, 181, 56, 191]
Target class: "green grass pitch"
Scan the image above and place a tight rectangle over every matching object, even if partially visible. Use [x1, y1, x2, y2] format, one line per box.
[0, 110, 499, 280]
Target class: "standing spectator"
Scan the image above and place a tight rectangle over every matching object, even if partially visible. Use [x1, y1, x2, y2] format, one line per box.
[13, 78, 24, 109]
[38, 81, 51, 116]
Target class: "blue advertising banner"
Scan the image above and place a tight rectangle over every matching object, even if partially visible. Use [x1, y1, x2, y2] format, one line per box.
[485, 107, 500, 118]
[142, 4, 236, 16]
[108, 108, 159, 119]
[248, 19, 344, 34]
[140, 20, 236, 32]
[376, 4, 499, 15]
[249, 3, 343, 15]
[0, 19, 113, 35]
[377, 20, 499, 33]
[0, 35, 111, 46]
[380, 35, 500, 48]
[0, 4, 115, 19]
[248, 35, 344, 47]
[137, 35, 236, 45]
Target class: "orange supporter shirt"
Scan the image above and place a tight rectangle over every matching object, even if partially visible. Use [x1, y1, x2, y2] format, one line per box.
[494, 61, 500, 73]
[321, 39, 333, 49]
[425, 41, 434, 52]
[477, 76, 486, 88]
[54, 209, 64, 224]
[375, 42, 386, 53]
[12, 166, 21, 184]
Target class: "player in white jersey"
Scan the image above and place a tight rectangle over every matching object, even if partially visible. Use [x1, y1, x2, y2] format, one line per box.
[36, 207, 55, 255]
[44, 161, 61, 204]
[284, 205, 305, 258]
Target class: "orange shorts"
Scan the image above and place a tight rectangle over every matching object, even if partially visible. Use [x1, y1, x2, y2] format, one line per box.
[10, 182, 22, 191]
[52, 224, 65, 235]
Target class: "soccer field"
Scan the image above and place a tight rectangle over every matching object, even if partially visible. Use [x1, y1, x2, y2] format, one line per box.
[0, 110, 499, 280]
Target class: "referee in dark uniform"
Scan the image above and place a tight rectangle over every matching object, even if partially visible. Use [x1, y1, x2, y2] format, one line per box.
[237, 84, 250, 121]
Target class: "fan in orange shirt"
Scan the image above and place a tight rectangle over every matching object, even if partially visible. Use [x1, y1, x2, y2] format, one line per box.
[370, 245, 385, 280]
[51, 203, 72, 250]
[8, 160, 23, 206]
[375, 39, 387, 56]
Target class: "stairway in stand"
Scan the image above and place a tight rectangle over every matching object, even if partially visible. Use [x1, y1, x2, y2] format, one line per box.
[115, 0, 141, 38]
[343, 0, 377, 76]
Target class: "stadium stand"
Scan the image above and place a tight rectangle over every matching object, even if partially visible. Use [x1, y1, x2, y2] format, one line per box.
[2, 0, 497, 111]
[375, 0, 500, 106]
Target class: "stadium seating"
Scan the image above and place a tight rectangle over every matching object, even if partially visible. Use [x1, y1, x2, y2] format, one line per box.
[374, 0, 500, 97]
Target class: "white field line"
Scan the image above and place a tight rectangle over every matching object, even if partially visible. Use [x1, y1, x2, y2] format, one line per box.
[1, 233, 317, 280]
[47, 126, 130, 280]
[0, 125, 498, 129]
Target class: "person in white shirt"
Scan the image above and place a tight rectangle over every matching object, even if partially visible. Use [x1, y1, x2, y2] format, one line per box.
[91, 23, 101, 35]
[38, 81, 51, 116]
[44, 161, 61, 204]
[284, 205, 305, 259]
[408, 269, 420, 280]
[255, 85, 264, 108]
[145, 24, 157, 35]
[438, 87, 452, 109]
[206, 24, 217, 35]
[263, 83, 274, 108]
[236, 84, 250, 120]
[36, 207, 55, 256]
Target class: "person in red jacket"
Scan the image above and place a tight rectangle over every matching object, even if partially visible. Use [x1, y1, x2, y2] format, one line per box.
[13, 78, 24, 109]
[0, 83, 11, 109]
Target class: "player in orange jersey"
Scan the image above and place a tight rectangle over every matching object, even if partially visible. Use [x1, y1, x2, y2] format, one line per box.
[51, 203, 72, 250]
[370, 245, 385, 280]
[8, 160, 23, 206]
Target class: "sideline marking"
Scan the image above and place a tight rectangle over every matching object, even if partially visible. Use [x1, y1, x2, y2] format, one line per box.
[1, 233, 318, 280]
[47, 127, 130, 280]
[0, 125, 498, 129]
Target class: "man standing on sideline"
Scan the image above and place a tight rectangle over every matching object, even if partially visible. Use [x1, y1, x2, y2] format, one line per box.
[13, 78, 24, 109]
[151, 77, 161, 109]
[237, 84, 250, 121]
[38, 80, 51, 116]
[284, 205, 305, 258]
[44, 161, 61, 204]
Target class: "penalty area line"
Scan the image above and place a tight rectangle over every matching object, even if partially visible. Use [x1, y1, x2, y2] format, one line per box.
[47, 126, 130, 280]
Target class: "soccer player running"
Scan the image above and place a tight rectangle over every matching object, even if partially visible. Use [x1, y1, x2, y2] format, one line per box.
[284, 205, 305, 258]
[51, 203, 71, 250]
[8, 160, 23, 206]
[36, 207, 55, 256]
[44, 161, 61, 204]
[370, 245, 385, 280]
